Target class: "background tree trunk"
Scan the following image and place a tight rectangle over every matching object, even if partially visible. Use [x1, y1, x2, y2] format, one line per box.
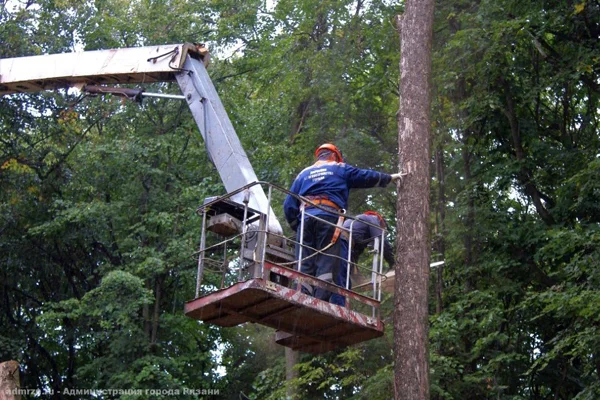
[0, 361, 21, 400]
[285, 348, 299, 399]
[393, 0, 435, 398]
[433, 146, 446, 314]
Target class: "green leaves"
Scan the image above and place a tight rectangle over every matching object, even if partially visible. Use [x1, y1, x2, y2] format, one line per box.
[81, 270, 152, 324]
[2, 0, 600, 398]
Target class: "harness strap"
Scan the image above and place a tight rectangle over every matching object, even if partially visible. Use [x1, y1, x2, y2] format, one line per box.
[301, 195, 345, 245]
[304, 197, 340, 210]
[330, 215, 345, 245]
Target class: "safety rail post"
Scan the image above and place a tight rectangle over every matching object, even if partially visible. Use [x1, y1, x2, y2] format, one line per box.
[220, 240, 228, 289]
[294, 205, 306, 295]
[260, 184, 273, 279]
[195, 209, 208, 297]
[297, 206, 306, 273]
[371, 237, 380, 318]
[238, 190, 251, 281]
[253, 212, 267, 279]
[378, 230, 385, 303]
[345, 220, 356, 291]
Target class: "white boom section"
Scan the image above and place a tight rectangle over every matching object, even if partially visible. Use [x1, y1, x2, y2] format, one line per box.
[0, 44, 283, 236]
[0, 44, 205, 94]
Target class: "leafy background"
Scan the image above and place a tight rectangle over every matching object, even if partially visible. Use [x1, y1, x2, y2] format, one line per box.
[1, 0, 599, 399]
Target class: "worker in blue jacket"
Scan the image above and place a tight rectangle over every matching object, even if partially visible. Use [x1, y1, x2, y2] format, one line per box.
[283, 143, 401, 302]
[330, 211, 395, 306]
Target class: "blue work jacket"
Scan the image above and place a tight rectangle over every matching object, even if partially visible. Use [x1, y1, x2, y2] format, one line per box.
[283, 160, 392, 229]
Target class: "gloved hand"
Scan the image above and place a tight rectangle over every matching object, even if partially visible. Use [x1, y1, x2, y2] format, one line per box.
[390, 172, 405, 182]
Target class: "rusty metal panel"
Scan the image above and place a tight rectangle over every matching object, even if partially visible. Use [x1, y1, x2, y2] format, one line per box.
[184, 278, 384, 354]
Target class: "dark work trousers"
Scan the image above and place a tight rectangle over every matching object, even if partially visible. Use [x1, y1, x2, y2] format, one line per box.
[296, 210, 341, 301]
[330, 238, 350, 306]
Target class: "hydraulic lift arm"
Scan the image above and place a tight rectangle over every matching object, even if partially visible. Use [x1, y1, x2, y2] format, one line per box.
[0, 43, 283, 236]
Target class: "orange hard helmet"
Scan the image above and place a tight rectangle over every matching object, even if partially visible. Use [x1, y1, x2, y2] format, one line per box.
[364, 210, 386, 228]
[315, 143, 343, 162]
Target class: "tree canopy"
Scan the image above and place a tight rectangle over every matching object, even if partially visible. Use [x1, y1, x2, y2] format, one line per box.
[0, 0, 599, 399]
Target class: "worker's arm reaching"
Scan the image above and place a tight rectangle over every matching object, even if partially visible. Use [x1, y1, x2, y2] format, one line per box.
[283, 153, 394, 232]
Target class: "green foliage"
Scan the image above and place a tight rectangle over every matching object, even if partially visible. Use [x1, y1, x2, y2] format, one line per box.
[1, 0, 600, 398]
[429, 0, 600, 398]
[249, 361, 287, 400]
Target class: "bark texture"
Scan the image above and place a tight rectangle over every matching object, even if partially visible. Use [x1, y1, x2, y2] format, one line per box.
[285, 348, 299, 399]
[0, 361, 20, 400]
[393, 0, 435, 398]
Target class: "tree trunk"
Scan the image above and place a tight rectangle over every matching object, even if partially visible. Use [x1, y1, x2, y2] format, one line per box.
[285, 348, 299, 399]
[500, 78, 555, 225]
[0, 361, 20, 400]
[143, 279, 152, 338]
[462, 136, 475, 293]
[461, 132, 478, 396]
[433, 146, 446, 314]
[150, 274, 163, 346]
[393, 0, 435, 399]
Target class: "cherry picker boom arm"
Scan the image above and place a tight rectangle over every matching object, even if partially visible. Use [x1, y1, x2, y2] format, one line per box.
[0, 43, 282, 236]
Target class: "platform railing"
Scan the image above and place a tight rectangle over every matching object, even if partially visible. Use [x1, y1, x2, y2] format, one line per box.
[193, 181, 390, 318]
